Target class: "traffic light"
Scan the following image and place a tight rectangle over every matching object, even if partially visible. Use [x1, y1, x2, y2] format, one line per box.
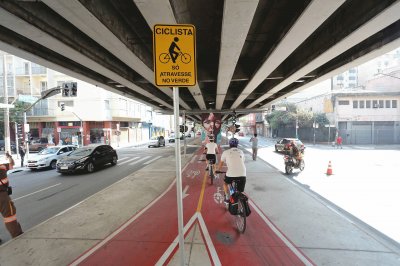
[235, 124, 240, 133]
[71, 82, 77, 97]
[16, 123, 24, 140]
[60, 102, 65, 111]
[62, 82, 70, 97]
[271, 105, 275, 112]
[179, 125, 188, 133]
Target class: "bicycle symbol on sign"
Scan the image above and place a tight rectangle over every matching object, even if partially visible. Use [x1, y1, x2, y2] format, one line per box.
[159, 37, 191, 64]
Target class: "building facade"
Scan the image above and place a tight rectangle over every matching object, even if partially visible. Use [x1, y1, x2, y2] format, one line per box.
[1, 51, 170, 147]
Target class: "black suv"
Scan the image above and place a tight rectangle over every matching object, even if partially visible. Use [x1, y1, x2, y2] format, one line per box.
[56, 144, 118, 174]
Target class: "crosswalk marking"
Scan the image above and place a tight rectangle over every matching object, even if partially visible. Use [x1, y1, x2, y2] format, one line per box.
[143, 156, 162, 165]
[118, 157, 130, 161]
[119, 157, 139, 165]
[129, 156, 151, 165]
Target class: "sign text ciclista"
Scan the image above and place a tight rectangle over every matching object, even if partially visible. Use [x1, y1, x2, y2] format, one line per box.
[155, 27, 194, 36]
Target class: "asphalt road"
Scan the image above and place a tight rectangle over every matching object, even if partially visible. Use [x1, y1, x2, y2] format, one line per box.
[1, 144, 175, 243]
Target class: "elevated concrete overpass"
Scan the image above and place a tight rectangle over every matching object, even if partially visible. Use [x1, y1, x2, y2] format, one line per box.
[1, 0, 400, 121]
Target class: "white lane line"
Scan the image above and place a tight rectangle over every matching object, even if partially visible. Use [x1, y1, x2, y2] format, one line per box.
[249, 200, 313, 266]
[118, 157, 139, 165]
[155, 213, 198, 266]
[182, 185, 189, 199]
[13, 183, 62, 201]
[70, 180, 177, 266]
[197, 213, 221, 266]
[129, 156, 150, 165]
[143, 156, 162, 165]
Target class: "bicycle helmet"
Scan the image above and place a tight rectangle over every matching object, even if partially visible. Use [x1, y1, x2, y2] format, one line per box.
[229, 138, 239, 148]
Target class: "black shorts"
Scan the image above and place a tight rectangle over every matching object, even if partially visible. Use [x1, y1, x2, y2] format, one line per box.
[206, 154, 216, 164]
[224, 176, 246, 192]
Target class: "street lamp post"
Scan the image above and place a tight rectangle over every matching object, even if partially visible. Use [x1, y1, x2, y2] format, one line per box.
[23, 86, 62, 160]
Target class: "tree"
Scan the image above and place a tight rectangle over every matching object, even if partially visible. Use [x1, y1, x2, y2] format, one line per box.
[0, 99, 30, 139]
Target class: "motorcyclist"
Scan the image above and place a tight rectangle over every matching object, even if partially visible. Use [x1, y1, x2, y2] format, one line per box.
[289, 140, 302, 166]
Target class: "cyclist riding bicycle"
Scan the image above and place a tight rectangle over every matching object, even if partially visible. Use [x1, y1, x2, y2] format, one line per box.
[204, 135, 218, 176]
[217, 138, 246, 203]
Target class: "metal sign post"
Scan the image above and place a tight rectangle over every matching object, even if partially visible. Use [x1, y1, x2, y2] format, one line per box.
[173, 87, 185, 265]
[154, 24, 196, 265]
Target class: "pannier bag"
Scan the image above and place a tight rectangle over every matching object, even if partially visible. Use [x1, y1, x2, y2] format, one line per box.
[228, 192, 239, 215]
[241, 194, 251, 217]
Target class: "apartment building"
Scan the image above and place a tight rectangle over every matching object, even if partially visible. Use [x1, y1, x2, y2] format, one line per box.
[1, 51, 169, 147]
[333, 91, 400, 144]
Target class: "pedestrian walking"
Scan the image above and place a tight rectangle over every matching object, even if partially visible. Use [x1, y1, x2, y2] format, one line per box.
[5, 152, 15, 170]
[19, 145, 26, 167]
[336, 135, 343, 149]
[0, 165, 23, 239]
[250, 133, 258, 160]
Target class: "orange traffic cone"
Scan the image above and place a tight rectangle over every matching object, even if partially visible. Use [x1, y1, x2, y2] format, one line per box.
[326, 161, 333, 175]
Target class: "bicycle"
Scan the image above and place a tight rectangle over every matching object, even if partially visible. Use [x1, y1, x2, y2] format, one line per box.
[207, 158, 216, 185]
[159, 51, 191, 64]
[216, 171, 247, 233]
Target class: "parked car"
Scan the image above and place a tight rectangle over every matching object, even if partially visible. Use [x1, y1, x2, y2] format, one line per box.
[0, 140, 17, 152]
[148, 136, 165, 147]
[29, 138, 54, 152]
[168, 134, 184, 143]
[56, 144, 118, 174]
[27, 145, 77, 170]
[275, 138, 305, 153]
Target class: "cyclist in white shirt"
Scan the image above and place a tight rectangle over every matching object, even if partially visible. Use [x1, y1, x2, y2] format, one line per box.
[218, 138, 246, 202]
[204, 135, 219, 176]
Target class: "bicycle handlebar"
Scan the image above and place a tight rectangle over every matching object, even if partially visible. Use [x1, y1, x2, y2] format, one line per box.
[216, 170, 226, 174]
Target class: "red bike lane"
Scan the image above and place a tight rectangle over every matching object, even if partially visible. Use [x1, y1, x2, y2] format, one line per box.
[71, 148, 314, 265]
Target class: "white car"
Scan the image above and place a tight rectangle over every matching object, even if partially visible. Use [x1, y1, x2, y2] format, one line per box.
[27, 145, 77, 170]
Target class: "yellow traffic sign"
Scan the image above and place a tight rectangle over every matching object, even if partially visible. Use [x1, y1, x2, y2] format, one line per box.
[153, 24, 196, 87]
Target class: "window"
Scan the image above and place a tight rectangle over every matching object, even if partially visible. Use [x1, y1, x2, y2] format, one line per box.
[392, 100, 398, 108]
[40, 81, 47, 92]
[379, 100, 384, 108]
[359, 100, 365, 108]
[366, 100, 371, 108]
[385, 100, 391, 108]
[372, 100, 378, 108]
[338, 100, 349, 105]
[353, 101, 358, 108]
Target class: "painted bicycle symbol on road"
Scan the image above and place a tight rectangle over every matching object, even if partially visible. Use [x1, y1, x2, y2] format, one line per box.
[186, 169, 200, 179]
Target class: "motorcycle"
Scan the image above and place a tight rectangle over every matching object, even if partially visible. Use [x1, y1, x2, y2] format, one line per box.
[284, 154, 305, 174]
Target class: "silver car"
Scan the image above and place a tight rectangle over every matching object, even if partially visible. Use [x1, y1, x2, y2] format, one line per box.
[27, 145, 77, 170]
[148, 136, 165, 147]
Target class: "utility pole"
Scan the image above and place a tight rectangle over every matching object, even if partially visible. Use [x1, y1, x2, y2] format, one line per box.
[3, 54, 11, 154]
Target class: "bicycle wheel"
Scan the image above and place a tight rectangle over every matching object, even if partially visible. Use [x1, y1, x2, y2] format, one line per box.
[180, 53, 191, 64]
[235, 197, 246, 233]
[159, 53, 170, 64]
